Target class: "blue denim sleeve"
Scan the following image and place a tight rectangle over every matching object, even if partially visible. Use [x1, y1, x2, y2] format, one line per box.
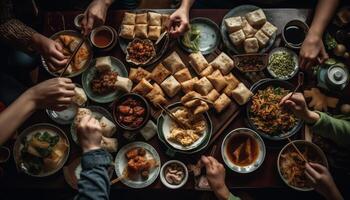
[75, 149, 112, 200]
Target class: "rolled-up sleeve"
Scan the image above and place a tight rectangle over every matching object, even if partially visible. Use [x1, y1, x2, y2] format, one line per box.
[75, 149, 112, 200]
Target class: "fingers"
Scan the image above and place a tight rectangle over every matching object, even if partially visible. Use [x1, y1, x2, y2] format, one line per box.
[309, 162, 327, 172]
[48, 56, 67, 68]
[51, 43, 66, 60]
[305, 170, 316, 184]
[279, 93, 292, 105]
[305, 162, 321, 180]
[57, 97, 73, 104]
[319, 47, 329, 64]
[83, 14, 94, 36]
[81, 14, 89, 35]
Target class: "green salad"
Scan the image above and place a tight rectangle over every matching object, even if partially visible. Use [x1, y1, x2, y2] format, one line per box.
[181, 25, 201, 52]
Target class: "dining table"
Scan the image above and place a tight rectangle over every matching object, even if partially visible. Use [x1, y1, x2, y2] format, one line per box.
[0, 8, 348, 198]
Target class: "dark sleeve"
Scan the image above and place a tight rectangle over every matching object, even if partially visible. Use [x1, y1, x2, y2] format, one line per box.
[75, 149, 112, 200]
[0, 0, 37, 53]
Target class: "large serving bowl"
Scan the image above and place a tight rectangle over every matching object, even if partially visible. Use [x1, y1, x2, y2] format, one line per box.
[277, 140, 328, 191]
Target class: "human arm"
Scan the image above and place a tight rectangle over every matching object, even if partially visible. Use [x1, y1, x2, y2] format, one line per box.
[299, 0, 339, 69]
[168, 0, 195, 38]
[305, 163, 343, 200]
[0, 78, 75, 145]
[75, 115, 111, 200]
[81, 0, 114, 36]
[201, 156, 240, 200]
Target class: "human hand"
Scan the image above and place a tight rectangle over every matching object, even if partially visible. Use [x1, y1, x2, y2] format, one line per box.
[168, 7, 190, 38]
[299, 32, 329, 70]
[32, 33, 68, 68]
[279, 92, 320, 124]
[201, 156, 230, 200]
[76, 115, 102, 153]
[305, 163, 343, 200]
[81, 0, 113, 36]
[24, 78, 75, 111]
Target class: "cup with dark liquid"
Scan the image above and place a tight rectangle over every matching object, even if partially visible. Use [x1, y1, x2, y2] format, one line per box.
[90, 25, 116, 50]
[282, 20, 309, 50]
[0, 146, 10, 164]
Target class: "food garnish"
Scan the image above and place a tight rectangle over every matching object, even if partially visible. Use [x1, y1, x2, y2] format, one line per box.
[181, 25, 201, 52]
[268, 52, 296, 78]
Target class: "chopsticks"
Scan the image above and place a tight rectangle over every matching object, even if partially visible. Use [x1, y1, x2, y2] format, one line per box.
[287, 137, 308, 163]
[155, 31, 168, 45]
[288, 72, 304, 99]
[156, 103, 190, 129]
[110, 174, 126, 185]
[59, 37, 87, 77]
[209, 145, 217, 157]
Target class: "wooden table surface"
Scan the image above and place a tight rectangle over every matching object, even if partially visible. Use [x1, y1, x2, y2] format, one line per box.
[0, 9, 315, 191]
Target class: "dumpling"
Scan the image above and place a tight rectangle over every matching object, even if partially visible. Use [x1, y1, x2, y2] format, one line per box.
[229, 29, 246, 46]
[129, 67, 151, 83]
[210, 52, 234, 75]
[150, 63, 171, 84]
[199, 65, 214, 77]
[181, 91, 202, 104]
[254, 30, 269, 48]
[214, 93, 231, 113]
[74, 108, 92, 125]
[162, 51, 185, 73]
[223, 73, 240, 96]
[174, 68, 192, 83]
[136, 13, 147, 24]
[160, 75, 181, 98]
[119, 24, 135, 39]
[148, 12, 161, 26]
[245, 9, 266, 27]
[132, 78, 154, 96]
[206, 89, 220, 102]
[73, 46, 88, 70]
[122, 12, 136, 25]
[95, 56, 111, 72]
[193, 101, 209, 115]
[194, 77, 214, 96]
[207, 70, 228, 92]
[224, 16, 243, 33]
[72, 87, 87, 106]
[135, 24, 148, 39]
[244, 38, 259, 53]
[149, 94, 168, 106]
[261, 21, 277, 37]
[59, 35, 74, 47]
[161, 14, 170, 32]
[242, 18, 257, 38]
[231, 83, 253, 105]
[189, 52, 209, 74]
[114, 76, 133, 92]
[181, 77, 198, 93]
[146, 83, 165, 100]
[99, 117, 116, 137]
[148, 26, 161, 40]
[101, 136, 118, 153]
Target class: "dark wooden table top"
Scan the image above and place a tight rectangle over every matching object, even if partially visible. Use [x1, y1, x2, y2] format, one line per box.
[0, 9, 316, 191]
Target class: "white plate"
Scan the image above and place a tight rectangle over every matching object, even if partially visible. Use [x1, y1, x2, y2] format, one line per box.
[114, 142, 160, 188]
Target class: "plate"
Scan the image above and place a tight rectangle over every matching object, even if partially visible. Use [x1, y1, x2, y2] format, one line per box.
[41, 30, 93, 78]
[220, 5, 276, 55]
[114, 142, 160, 188]
[267, 47, 299, 80]
[221, 128, 265, 173]
[71, 106, 114, 145]
[157, 102, 213, 154]
[13, 123, 70, 177]
[46, 104, 79, 125]
[178, 17, 221, 55]
[246, 79, 303, 140]
[82, 56, 128, 103]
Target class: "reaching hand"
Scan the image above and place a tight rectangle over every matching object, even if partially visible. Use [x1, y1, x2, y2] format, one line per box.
[168, 7, 190, 38]
[201, 156, 230, 200]
[305, 163, 343, 200]
[81, 0, 112, 36]
[299, 32, 329, 70]
[24, 78, 75, 111]
[76, 115, 103, 153]
[279, 92, 320, 124]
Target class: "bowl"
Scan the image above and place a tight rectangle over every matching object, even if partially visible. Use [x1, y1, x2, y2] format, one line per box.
[277, 140, 328, 191]
[221, 128, 266, 173]
[160, 160, 188, 189]
[126, 38, 156, 65]
[113, 93, 150, 131]
[282, 19, 309, 50]
[74, 13, 84, 30]
[267, 47, 299, 80]
[233, 53, 268, 73]
[90, 25, 115, 49]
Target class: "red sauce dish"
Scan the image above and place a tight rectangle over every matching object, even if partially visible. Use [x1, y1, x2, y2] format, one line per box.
[90, 26, 115, 49]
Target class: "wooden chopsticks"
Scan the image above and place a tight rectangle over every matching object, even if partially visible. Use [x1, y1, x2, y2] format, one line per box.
[287, 137, 308, 163]
[59, 37, 87, 77]
[288, 72, 304, 99]
[157, 103, 190, 129]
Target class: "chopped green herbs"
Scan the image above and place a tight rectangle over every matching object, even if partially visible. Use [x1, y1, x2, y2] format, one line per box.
[268, 52, 296, 79]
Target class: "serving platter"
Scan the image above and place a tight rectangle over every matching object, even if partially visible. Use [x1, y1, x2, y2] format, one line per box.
[220, 5, 277, 55]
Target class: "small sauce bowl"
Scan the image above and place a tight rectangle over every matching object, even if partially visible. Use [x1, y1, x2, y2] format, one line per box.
[90, 26, 115, 49]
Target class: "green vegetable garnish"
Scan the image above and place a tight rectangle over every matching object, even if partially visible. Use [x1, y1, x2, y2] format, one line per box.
[181, 25, 201, 52]
[268, 52, 296, 78]
[324, 32, 337, 50]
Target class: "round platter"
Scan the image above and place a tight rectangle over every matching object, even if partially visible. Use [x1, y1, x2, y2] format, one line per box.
[178, 17, 221, 55]
[41, 30, 93, 78]
[246, 79, 304, 140]
[82, 56, 128, 103]
[114, 142, 161, 188]
[220, 5, 277, 55]
[267, 47, 299, 80]
[13, 123, 70, 177]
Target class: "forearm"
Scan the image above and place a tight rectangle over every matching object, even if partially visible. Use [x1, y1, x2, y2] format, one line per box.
[325, 189, 343, 200]
[309, 0, 339, 37]
[179, 0, 195, 12]
[0, 92, 36, 145]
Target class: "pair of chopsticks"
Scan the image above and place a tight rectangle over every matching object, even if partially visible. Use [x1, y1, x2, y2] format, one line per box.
[287, 72, 304, 100]
[156, 103, 190, 129]
[287, 137, 308, 163]
[59, 37, 87, 77]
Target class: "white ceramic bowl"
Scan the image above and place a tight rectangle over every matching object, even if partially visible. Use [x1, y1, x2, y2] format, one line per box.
[160, 160, 188, 189]
[90, 25, 115, 49]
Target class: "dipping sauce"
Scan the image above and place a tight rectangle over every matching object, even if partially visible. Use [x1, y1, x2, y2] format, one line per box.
[226, 134, 259, 166]
[284, 25, 306, 47]
[93, 29, 113, 48]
